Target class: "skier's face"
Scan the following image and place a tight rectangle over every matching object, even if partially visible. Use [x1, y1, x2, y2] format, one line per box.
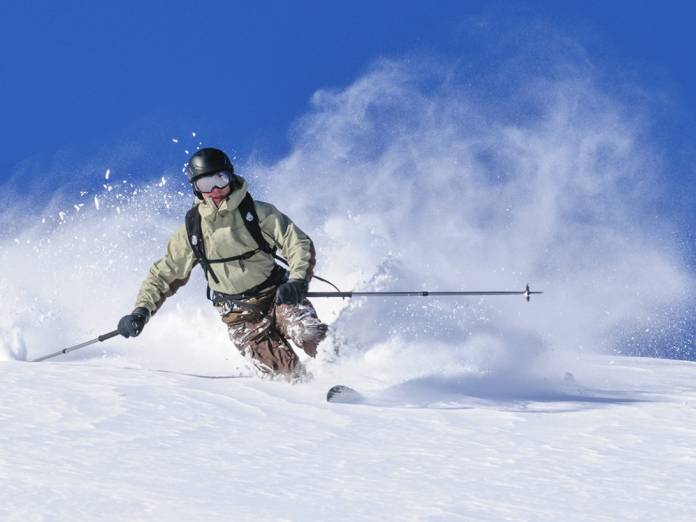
[203, 184, 231, 207]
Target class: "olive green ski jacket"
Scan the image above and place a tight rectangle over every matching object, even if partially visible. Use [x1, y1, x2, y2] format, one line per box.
[134, 176, 315, 315]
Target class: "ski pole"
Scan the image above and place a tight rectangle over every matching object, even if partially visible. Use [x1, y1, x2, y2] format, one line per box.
[307, 284, 542, 301]
[30, 330, 121, 362]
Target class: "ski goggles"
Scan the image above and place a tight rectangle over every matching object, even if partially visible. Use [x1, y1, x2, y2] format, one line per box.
[194, 171, 231, 193]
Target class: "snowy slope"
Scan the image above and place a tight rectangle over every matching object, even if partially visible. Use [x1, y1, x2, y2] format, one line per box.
[1, 355, 695, 521]
[2, 60, 696, 521]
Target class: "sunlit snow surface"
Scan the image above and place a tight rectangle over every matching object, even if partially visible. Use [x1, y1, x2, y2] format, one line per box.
[1, 356, 695, 521]
[1, 59, 695, 520]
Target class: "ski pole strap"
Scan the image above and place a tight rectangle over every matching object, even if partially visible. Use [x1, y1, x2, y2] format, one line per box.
[270, 254, 342, 293]
[311, 274, 342, 293]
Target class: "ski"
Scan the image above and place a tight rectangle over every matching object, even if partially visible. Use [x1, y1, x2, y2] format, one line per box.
[326, 385, 364, 403]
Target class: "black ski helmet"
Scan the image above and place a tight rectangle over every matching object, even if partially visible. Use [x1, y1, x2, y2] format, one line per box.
[185, 147, 234, 197]
[186, 147, 234, 180]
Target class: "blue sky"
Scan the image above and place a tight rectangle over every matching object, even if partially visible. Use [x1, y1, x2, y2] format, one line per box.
[2, 0, 695, 183]
[2, 1, 695, 358]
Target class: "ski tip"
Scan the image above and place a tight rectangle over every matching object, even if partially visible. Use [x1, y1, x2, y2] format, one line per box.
[326, 384, 363, 403]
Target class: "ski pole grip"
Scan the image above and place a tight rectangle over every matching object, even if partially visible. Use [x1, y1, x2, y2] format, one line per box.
[98, 330, 121, 342]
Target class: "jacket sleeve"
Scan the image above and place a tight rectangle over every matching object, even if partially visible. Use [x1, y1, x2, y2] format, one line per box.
[134, 224, 198, 314]
[256, 201, 316, 281]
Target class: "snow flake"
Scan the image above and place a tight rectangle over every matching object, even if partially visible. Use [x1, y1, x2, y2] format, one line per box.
[105, 169, 111, 180]
[172, 138, 179, 143]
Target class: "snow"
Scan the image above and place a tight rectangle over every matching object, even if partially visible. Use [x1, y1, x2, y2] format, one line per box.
[1, 60, 695, 520]
[1, 355, 695, 521]
[0, 328, 27, 362]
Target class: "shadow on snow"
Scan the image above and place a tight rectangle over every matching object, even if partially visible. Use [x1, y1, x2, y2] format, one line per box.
[360, 373, 652, 413]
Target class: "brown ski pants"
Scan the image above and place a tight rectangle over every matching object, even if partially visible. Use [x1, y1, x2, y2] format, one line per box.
[216, 292, 328, 379]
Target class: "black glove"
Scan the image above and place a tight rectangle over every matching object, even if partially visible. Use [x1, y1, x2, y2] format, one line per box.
[117, 307, 150, 338]
[275, 279, 308, 305]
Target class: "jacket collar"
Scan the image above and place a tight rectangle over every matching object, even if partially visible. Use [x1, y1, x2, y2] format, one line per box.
[196, 175, 249, 218]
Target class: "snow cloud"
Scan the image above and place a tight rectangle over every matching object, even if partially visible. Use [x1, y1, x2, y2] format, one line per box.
[0, 55, 693, 385]
[252, 57, 694, 374]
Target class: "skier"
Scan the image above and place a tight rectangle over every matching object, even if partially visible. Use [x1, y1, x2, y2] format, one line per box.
[117, 147, 327, 379]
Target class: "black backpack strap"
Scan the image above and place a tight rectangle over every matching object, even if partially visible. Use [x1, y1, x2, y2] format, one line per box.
[185, 206, 220, 285]
[238, 193, 275, 255]
[184, 194, 298, 296]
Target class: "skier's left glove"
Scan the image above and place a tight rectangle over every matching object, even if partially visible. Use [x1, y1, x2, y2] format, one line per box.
[275, 279, 308, 305]
[117, 307, 150, 338]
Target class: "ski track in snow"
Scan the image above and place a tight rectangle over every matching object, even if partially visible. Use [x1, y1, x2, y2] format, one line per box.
[1, 355, 695, 521]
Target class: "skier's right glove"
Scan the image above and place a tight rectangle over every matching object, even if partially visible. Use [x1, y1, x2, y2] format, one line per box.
[117, 307, 150, 338]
